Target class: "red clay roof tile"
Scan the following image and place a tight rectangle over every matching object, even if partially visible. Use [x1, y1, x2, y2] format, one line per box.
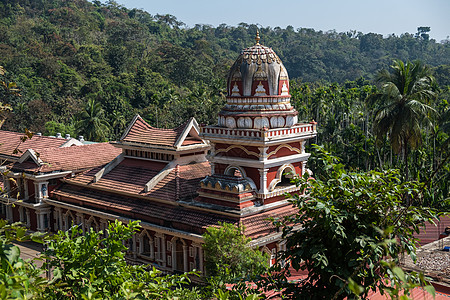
[11, 143, 121, 173]
[52, 184, 234, 233]
[0, 130, 67, 158]
[122, 116, 193, 147]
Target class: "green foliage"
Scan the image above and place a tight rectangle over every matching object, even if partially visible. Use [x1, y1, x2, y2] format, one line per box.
[0, 0, 449, 135]
[75, 99, 110, 142]
[0, 220, 46, 299]
[0, 219, 200, 299]
[44, 120, 76, 137]
[203, 222, 269, 281]
[41, 220, 199, 299]
[267, 146, 438, 300]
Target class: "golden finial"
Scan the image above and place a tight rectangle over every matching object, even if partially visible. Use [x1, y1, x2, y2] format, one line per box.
[255, 30, 260, 45]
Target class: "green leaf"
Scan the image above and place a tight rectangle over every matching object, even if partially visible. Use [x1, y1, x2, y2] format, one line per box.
[424, 285, 435, 297]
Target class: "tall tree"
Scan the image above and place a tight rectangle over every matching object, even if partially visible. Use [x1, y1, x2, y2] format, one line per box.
[266, 146, 437, 300]
[370, 60, 436, 178]
[76, 99, 110, 142]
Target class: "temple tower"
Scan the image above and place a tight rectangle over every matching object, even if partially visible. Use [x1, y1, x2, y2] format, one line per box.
[197, 33, 317, 217]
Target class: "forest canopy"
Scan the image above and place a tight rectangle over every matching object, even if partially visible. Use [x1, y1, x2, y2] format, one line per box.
[0, 0, 449, 139]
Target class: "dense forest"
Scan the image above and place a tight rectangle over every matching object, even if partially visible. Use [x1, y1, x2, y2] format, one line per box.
[0, 0, 449, 205]
[0, 0, 449, 134]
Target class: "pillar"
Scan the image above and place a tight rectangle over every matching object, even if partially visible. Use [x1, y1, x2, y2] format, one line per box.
[198, 246, 204, 274]
[183, 245, 188, 272]
[258, 168, 269, 194]
[23, 179, 29, 200]
[34, 181, 49, 203]
[259, 146, 269, 161]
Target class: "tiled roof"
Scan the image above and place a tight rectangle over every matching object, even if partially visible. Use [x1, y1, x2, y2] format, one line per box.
[68, 158, 210, 201]
[178, 163, 211, 200]
[70, 158, 167, 194]
[0, 130, 67, 158]
[415, 216, 450, 246]
[52, 184, 234, 233]
[11, 143, 121, 173]
[122, 116, 199, 148]
[242, 204, 296, 237]
[368, 285, 450, 299]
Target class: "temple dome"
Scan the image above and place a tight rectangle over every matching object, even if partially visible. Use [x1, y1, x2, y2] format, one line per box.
[218, 32, 298, 130]
[227, 33, 289, 97]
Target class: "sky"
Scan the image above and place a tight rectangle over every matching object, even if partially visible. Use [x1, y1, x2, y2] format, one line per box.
[115, 0, 450, 42]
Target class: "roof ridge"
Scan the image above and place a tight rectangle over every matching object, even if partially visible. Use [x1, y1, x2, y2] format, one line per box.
[0, 129, 68, 141]
[175, 164, 180, 201]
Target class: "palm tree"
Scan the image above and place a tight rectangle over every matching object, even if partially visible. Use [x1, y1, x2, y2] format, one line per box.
[111, 110, 126, 138]
[370, 60, 436, 179]
[76, 99, 110, 142]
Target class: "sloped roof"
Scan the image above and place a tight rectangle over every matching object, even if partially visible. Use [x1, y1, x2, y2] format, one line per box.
[0, 130, 68, 158]
[414, 216, 450, 246]
[66, 158, 210, 201]
[52, 183, 233, 234]
[120, 115, 204, 148]
[11, 143, 121, 173]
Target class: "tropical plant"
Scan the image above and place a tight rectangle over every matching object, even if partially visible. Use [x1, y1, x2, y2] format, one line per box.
[265, 146, 438, 300]
[203, 222, 268, 299]
[369, 60, 437, 179]
[0, 220, 46, 299]
[41, 220, 200, 299]
[203, 222, 269, 281]
[76, 99, 110, 142]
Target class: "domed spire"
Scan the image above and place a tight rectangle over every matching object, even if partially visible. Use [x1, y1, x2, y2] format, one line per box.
[255, 30, 261, 45]
[217, 35, 298, 130]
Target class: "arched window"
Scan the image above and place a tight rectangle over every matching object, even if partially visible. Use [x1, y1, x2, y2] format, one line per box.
[270, 164, 296, 191]
[224, 166, 245, 178]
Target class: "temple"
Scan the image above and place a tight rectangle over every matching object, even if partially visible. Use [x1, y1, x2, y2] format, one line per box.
[0, 35, 317, 273]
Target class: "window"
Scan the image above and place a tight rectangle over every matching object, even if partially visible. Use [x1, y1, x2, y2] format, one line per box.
[155, 236, 162, 261]
[167, 241, 172, 252]
[189, 247, 194, 258]
[141, 235, 152, 257]
[43, 213, 49, 229]
[167, 256, 172, 266]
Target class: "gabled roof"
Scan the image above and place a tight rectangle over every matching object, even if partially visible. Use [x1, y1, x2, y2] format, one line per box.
[11, 143, 121, 173]
[0, 130, 72, 159]
[120, 115, 205, 149]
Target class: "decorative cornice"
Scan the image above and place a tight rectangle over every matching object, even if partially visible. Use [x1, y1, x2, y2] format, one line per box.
[267, 144, 301, 158]
[215, 144, 260, 158]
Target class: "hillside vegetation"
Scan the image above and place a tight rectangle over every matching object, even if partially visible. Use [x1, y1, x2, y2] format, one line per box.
[0, 0, 449, 136]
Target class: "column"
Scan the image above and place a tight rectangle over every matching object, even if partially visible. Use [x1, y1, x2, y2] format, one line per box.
[161, 234, 166, 267]
[34, 181, 49, 203]
[55, 208, 63, 231]
[258, 168, 269, 194]
[149, 238, 154, 260]
[23, 179, 29, 200]
[36, 211, 45, 232]
[6, 205, 13, 222]
[258, 146, 269, 161]
[183, 245, 188, 272]
[25, 208, 31, 227]
[198, 246, 204, 274]
[76, 213, 84, 233]
[3, 175, 11, 197]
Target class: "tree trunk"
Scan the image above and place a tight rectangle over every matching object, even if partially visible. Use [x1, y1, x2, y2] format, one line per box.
[404, 137, 409, 181]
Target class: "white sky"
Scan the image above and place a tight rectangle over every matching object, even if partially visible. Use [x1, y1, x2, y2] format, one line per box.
[115, 0, 450, 42]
